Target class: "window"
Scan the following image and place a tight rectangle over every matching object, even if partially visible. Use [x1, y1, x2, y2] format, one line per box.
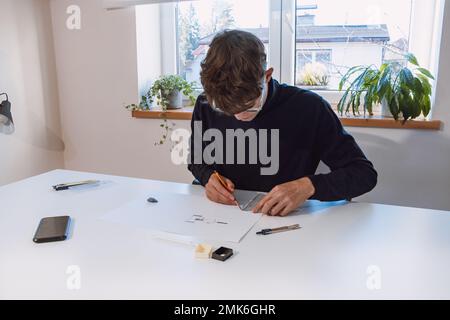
[294, 0, 414, 92]
[295, 49, 332, 87]
[175, 0, 271, 88]
[146, 0, 443, 113]
[291, 0, 444, 111]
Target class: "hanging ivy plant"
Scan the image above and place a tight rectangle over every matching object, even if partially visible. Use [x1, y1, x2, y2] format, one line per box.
[125, 75, 197, 145]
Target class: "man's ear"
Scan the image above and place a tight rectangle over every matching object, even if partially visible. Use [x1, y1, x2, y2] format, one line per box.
[265, 67, 274, 82]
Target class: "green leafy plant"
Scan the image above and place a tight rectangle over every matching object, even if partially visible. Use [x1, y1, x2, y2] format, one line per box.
[125, 75, 197, 145]
[337, 53, 434, 121]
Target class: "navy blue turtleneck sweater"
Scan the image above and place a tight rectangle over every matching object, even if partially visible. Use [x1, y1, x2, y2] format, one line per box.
[188, 79, 377, 201]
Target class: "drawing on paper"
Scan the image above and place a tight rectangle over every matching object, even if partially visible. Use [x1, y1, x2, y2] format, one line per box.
[185, 214, 228, 225]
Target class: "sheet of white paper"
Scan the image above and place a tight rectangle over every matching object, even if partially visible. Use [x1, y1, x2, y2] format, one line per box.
[100, 191, 262, 243]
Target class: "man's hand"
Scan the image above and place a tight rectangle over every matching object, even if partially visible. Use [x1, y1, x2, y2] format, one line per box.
[205, 173, 236, 205]
[252, 177, 315, 216]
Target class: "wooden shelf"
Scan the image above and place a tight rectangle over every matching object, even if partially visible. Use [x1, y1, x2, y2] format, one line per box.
[132, 108, 193, 120]
[338, 116, 442, 130]
[132, 109, 442, 130]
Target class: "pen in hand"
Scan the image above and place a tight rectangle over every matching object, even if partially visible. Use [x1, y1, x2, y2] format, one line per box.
[213, 171, 239, 206]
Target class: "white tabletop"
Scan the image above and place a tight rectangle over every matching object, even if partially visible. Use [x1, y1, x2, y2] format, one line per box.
[1, 169, 450, 299]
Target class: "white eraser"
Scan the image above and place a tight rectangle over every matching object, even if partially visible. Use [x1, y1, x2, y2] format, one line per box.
[195, 243, 213, 259]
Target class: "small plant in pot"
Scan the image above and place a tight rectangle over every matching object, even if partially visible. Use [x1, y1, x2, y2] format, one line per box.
[126, 75, 197, 145]
[147, 75, 197, 110]
[297, 62, 330, 89]
[337, 53, 434, 122]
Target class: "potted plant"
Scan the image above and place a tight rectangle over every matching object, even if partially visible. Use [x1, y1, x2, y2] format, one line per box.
[337, 53, 434, 121]
[146, 75, 197, 110]
[296, 62, 330, 89]
[126, 75, 197, 145]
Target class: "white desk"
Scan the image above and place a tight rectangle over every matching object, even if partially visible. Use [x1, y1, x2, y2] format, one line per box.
[1, 169, 450, 299]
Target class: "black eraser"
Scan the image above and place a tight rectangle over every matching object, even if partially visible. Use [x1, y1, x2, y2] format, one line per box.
[212, 247, 233, 262]
[147, 197, 158, 203]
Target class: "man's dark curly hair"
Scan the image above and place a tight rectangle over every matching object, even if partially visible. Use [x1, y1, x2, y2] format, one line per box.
[200, 29, 267, 115]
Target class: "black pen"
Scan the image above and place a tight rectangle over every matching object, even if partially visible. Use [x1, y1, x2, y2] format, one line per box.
[52, 180, 99, 191]
[256, 224, 301, 235]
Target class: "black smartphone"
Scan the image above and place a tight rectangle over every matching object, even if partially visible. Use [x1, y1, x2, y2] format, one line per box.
[33, 216, 71, 243]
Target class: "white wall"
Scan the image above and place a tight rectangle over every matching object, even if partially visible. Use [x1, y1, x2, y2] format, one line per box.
[50, 0, 450, 210]
[327, 42, 383, 67]
[0, 0, 64, 186]
[50, 0, 191, 183]
[329, 42, 383, 88]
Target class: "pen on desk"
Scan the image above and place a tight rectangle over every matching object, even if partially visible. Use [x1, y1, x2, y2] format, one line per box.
[52, 180, 99, 191]
[213, 171, 239, 206]
[256, 224, 301, 235]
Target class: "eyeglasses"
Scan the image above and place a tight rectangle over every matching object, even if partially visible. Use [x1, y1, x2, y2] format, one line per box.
[211, 80, 267, 115]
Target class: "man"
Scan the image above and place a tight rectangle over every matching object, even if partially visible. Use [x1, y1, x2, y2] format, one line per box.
[188, 30, 377, 216]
